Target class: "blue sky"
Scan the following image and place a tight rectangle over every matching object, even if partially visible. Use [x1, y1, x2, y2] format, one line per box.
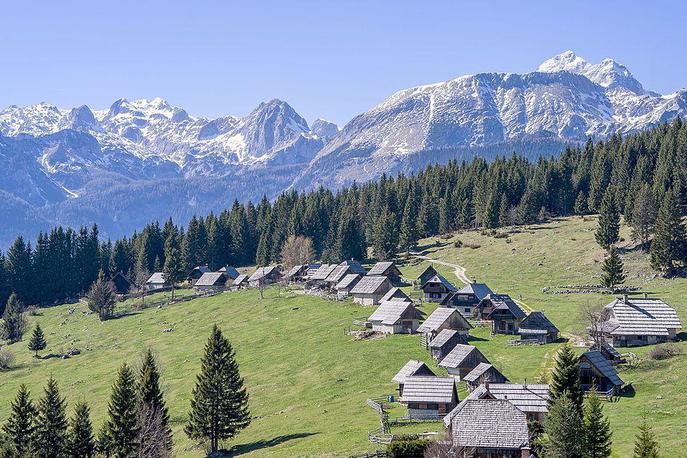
[0, 1, 684, 126]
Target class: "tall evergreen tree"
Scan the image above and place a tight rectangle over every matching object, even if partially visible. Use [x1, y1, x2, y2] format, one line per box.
[549, 345, 583, 414]
[162, 243, 183, 301]
[630, 184, 657, 250]
[544, 395, 585, 458]
[34, 377, 68, 457]
[185, 324, 250, 453]
[633, 418, 660, 458]
[398, 192, 419, 255]
[68, 402, 96, 458]
[595, 188, 620, 250]
[2, 384, 35, 456]
[85, 271, 116, 321]
[373, 206, 398, 261]
[28, 323, 47, 357]
[650, 189, 687, 274]
[100, 363, 140, 457]
[600, 247, 626, 292]
[583, 390, 612, 458]
[1, 293, 27, 343]
[137, 349, 172, 457]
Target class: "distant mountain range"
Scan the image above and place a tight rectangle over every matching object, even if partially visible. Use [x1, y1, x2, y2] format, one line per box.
[1, 51, 685, 246]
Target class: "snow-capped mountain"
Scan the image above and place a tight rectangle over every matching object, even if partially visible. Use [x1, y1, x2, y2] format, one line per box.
[0, 50, 683, 246]
[295, 51, 687, 189]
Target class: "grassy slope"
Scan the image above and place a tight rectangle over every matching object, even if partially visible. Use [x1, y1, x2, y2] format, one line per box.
[0, 216, 685, 456]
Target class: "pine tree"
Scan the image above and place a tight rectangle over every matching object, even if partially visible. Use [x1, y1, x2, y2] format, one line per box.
[600, 247, 626, 292]
[0, 293, 27, 343]
[85, 271, 116, 321]
[34, 377, 68, 457]
[549, 345, 583, 414]
[100, 363, 140, 457]
[544, 395, 585, 458]
[137, 349, 172, 457]
[185, 324, 250, 453]
[595, 188, 620, 249]
[162, 244, 183, 301]
[633, 418, 659, 458]
[583, 390, 612, 458]
[398, 194, 419, 255]
[650, 189, 687, 274]
[373, 206, 398, 261]
[574, 190, 589, 215]
[28, 323, 47, 358]
[68, 402, 96, 458]
[2, 384, 35, 456]
[630, 184, 657, 250]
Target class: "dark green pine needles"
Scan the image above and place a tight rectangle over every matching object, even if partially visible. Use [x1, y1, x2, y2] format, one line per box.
[2, 384, 36, 456]
[68, 402, 96, 458]
[100, 363, 140, 457]
[138, 349, 173, 456]
[549, 345, 583, 414]
[34, 377, 69, 457]
[28, 323, 47, 357]
[186, 324, 250, 453]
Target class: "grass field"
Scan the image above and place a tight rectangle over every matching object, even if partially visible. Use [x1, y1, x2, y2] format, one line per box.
[0, 216, 686, 456]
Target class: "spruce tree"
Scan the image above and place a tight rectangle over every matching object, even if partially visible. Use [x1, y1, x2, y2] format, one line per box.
[1, 293, 27, 343]
[162, 245, 183, 301]
[574, 190, 588, 215]
[68, 402, 95, 458]
[544, 395, 585, 458]
[34, 377, 68, 457]
[650, 189, 686, 274]
[85, 271, 116, 321]
[595, 188, 620, 250]
[630, 184, 656, 250]
[28, 323, 47, 358]
[100, 363, 139, 457]
[373, 206, 397, 261]
[185, 324, 250, 453]
[137, 349, 172, 457]
[398, 194, 419, 255]
[2, 384, 35, 456]
[600, 247, 626, 292]
[549, 345, 583, 414]
[633, 418, 659, 458]
[583, 390, 612, 458]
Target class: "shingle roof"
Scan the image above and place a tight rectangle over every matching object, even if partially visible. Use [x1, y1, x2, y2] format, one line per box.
[463, 363, 507, 383]
[146, 272, 166, 284]
[392, 360, 435, 383]
[367, 261, 398, 276]
[233, 274, 248, 285]
[335, 274, 361, 290]
[309, 264, 337, 280]
[400, 376, 456, 404]
[484, 294, 526, 319]
[418, 307, 471, 333]
[194, 272, 227, 287]
[438, 344, 484, 369]
[380, 287, 411, 303]
[519, 311, 558, 334]
[248, 266, 279, 282]
[285, 265, 305, 279]
[350, 276, 390, 295]
[421, 274, 457, 292]
[580, 351, 624, 387]
[457, 283, 493, 301]
[324, 265, 349, 283]
[368, 301, 416, 325]
[218, 266, 239, 278]
[603, 297, 682, 336]
[338, 260, 367, 275]
[429, 329, 459, 348]
[450, 400, 529, 450]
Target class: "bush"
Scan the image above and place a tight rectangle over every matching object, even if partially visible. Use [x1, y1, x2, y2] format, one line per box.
[387, 438, 431, 457]
[648, 344, 681, 360]
[0, 348, 15, 370]
[453, 239, 463, 248]
[466, 242, 481, 249]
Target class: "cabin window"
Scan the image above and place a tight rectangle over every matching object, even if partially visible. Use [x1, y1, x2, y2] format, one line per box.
[464, 308, 471, 313]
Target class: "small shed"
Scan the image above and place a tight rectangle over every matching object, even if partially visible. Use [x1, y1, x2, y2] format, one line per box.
[380, 287, 412, 303]
[367, 262, 403, 285]
[145, 272, 167, 291]
[187, 265, 210, 285]
[421, 274, 457, 303]
[307, 264, 337, 288]
[418, 307, 472, 341]
[194, 272, 229, 292]
[232, 274, 249, 289]
[111, 272, 131, 294]
[334, 274, 362, 298]
[350, 276, 392, 306]
[591, 341, 625, 365]
[463, 363, 508, 391]
[439, 344, 490, 380]
[417, 265, 438, 287]
[428, 329, 467, 361]
[392, 360, 436, 395]
[479, 294, 526, 335]
[400, 376, 458, 420]
[217, 266, 240, 280]
[441, 283, 494, 318]
[518, 311, 559, 343]
[367, 300, 421, 334]
[284, 264, 308, 283]
[248, 266, 281, 288]
[578, 351, 624, 395]
[598, 296, 682, 347]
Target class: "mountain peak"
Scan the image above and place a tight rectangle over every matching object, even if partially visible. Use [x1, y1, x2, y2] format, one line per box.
[537, 50, 589, 74]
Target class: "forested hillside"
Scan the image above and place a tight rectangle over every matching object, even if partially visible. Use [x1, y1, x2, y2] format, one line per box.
[0, 119, 685, 312]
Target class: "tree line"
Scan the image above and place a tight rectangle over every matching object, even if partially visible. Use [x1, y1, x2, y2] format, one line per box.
[1, 119, 686, 314]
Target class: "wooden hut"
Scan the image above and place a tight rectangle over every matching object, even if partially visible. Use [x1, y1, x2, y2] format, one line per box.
[441, 282, 494, 318]
[367, 300, 421, 334]
[591, 341, 625, 365]
[187, 265, 210, 285]
[380, 287, 412, 303]
[478, 294, 526, 334]
[334, 274, 362, 299]
[518, 311, 559, 343]
[421, 274, 457, 303]
[324, 260, 367, 289]
[145, 272, 167, 291]
[248, 266, 281, 288]
[111, 272, 131, 294]
[392, 360, 436, 395]
[366, 262, 403, 285]
[400, 376, 458, 420]
[284, 264, 308, 283]
[417, 307, 472, 342]
[232, 274, 249, 289]
[597, 296, 682, 347]
[417, 264, 438, 288]
[350, 276, 392, 306]
[428, 329, 466, 361]
[578, 351, 624, 395]
[194, 272, 229, 292]
[217, 266, 240, 280]
[438, 344, 489, 380]
[307, 264, 337, 288]
[463, 363, 508, 391]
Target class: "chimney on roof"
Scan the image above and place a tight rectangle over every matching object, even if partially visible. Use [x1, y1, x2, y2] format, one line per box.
[644, 292, 648, 299]
[484, 380, 490, 391]
[622, 294, 628, 303]
[523, 378, 527, 389]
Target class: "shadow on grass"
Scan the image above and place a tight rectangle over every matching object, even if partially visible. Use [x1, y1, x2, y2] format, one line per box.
[226, 432, 318, 456]
[107, 311, 143, 320]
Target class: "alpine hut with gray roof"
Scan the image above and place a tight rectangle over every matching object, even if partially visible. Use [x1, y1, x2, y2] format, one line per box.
[248, 266, 280, 288]
[380, 287, 412, 303]
[438, 344, 489, 380]
[441, 282, 494, 318]
[417, 264, 438, 287]
[392, 360, 436, 395]
[350, 275, 392, 306]
[145, 272, 168, 291]
[334, 274, 362, 299]
[217, 266, 240, 280]
[428, 329, 467, 361]
[306, 264, 337, 288]
[421, 274, 457, 303]
[400, 376, 458, 419]
[366, 261, 403, 285]
[367, 300, 422, 334]
[324, 260, 367, 289]
[578, 350, 624, 395]
[417, 307, 472, 343]
[478, 294, 526, 335]
[597, 296, 682, 347]
[518, 311, 559, 343]
[463, 363, 508, 391]
[187, 265, 210, 285]
[283, 264, 308, 283]
[194, 272, 229, 292]
[232, 274, 249, 289]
